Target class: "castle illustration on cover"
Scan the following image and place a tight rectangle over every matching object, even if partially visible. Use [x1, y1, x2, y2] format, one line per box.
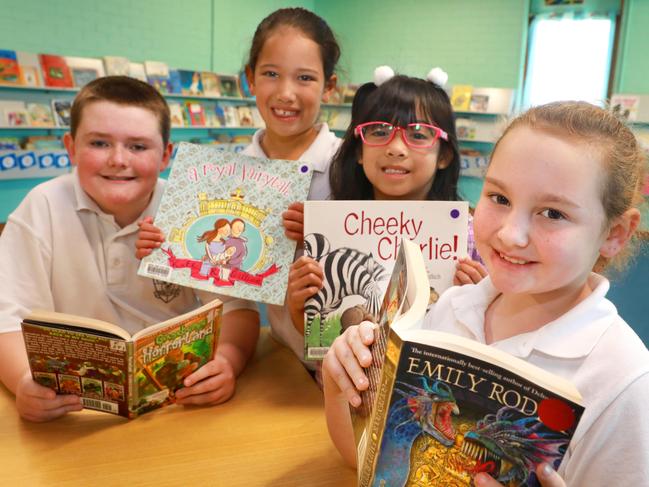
[138, 143, 313, 305]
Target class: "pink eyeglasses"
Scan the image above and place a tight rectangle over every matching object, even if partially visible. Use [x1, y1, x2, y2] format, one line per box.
[355, 121, 448, 148]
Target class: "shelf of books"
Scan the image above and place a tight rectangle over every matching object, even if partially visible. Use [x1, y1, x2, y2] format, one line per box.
[450, 86, 515, 207]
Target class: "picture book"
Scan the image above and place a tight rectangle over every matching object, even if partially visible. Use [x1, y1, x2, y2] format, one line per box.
[16, 51, 43, 87]
[179, 69, 203, 96]
[51, 99, 73, 127]
[21, 298, 222, 419]
[169, 102, 186, 127]
[237, 106, 254, 127]
[469, 93, 490, 112]
[222, 104, 239, 127]
[251, 107, 265, 128]
[103, 56, 130, 76]
[238, 70, 252, 98]
[303, 200, 469, 360]
[167, 69, 182, 94]
[0, 101, 29, 127]
[138, 143, 314, 306]
[0, 49, 23, 86]
[39, 54, 74, 88]
[451, 85, 473, 112]
[26, 103, 55, 127]
[128, 62, 147, 82]
[65, 56, 105, 88]
[218, 74, 241, 98]
[144, 60, 170, 93]
[353, 240, 585, 487]
[184, 101, 206, 126]
[201, 72, 221, 97]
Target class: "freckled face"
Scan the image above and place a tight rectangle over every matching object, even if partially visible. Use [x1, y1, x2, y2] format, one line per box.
[474, 126, 610, 301]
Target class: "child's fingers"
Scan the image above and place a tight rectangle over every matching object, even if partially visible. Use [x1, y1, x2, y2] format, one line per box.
[474, 473, 502, 487]
[535, 463, 566, 487]
[358, 321, 378, 346]
[323, 352, 363, 407]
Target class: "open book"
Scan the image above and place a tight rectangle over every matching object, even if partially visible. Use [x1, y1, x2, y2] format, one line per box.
[21, 299, 222, 419]
[353, 240, 584, 487]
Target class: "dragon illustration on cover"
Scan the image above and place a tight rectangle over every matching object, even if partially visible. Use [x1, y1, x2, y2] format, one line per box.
[372, 378, 570, 487]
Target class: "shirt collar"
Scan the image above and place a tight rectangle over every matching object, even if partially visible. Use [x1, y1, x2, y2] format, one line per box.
[248, 123, 334, 173]
[450, 274, 617, 359]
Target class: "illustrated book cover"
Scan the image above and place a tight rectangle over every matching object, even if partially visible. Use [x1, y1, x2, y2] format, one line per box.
[217, 74, 241, 98]
[184, 101, 206, 126]
[65, 56, 105, 88]
[451, 85, 473, 112]
[138, 142, 314, 306]
[201, 72, 221, 97]
[167, 69, 182, 94]
[128, 62, 148, 82]
[0, 49, 24, 86]
[303, 200, 469, 360]
[16, 51, 43, 87]
[610, 94, 639, 122]
[179, 69, 203, 96]
[103, 55, 130, 76]
[353, 240, 585, 487]
[0, 100, 29, 127]
[39, 54, 74, 88]
[144, 60, 171, 94]
[26, 102, 55, 127]
[51, 99, 72, 126]
[21, 298, 222, 419]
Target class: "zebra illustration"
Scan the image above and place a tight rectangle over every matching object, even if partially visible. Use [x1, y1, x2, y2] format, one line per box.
[304, 233, 388, 347]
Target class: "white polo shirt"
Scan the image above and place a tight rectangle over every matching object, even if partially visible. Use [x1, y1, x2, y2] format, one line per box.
[423, 274, 649, 485]
[243, 123, 342, 365]
[0, 171, 255, 336]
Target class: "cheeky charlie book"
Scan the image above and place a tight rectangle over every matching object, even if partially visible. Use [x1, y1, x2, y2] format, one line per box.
[303, 200, 469, 360]
[354, 240, 585, 487]
[22, 299, 222, 419]
[139, 143, 313, 305]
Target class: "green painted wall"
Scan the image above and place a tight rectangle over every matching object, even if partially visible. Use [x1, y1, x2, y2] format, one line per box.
[316, 0, 529, 88]
[614, 0, 649, 93]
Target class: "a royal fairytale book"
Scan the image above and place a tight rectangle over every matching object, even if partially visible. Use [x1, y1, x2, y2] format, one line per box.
[21, 299, 222, 419]
[138, 142, 313, 305]
[354, 240, 585, 487]
[302, 200, 469, 360]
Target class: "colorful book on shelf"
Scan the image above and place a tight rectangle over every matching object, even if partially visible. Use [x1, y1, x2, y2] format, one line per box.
[103, 56, 130, 76]
[469, 93, 490, 112]
[238, 70, 252, 98]
[168, 102, 186, 127]
[26, 103, 55, 127]
[167, 69, 182, 94]
[201, 72, 221, 97]
[353, 239, 585, 487]
[138, 142, 314, 306]
[184, 101, 206, 126]
[144, 60, 171, 94]
[51, 99, 72, 127]
[251, 107, 264, 128]
[222, 104, 239, 127]
[302, 200, 469, 360]
[16, 51, 43, 87]
[451, 85, 473, 111]
[21, 298, 222, 419]
[237, 106, 254, 127]
[128, 62, 147, 82]
[217, 74, 241, 98]
[610, 94, 639, 122]
[178, 69, 203, 96]
[0, 100, 29, 127]
[65, 56, 105, 88]
[0, 49, 24, 86]
[39, 54, 74, 88]
[213, 104, 226, 127]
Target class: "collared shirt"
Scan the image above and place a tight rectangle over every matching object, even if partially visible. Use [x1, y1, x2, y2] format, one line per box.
[0, 171, 255, 336]
[423, 274, 649, 484]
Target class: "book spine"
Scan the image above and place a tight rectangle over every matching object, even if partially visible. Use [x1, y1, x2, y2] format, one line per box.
[359, 329, 403, 487]
[127, 341, 135, 418]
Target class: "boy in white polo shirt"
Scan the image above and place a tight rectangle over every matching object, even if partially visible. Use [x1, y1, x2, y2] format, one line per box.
[0, 76, 259, 422]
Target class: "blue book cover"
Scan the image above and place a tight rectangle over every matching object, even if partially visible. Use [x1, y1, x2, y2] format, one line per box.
[179, 69, 203, 96]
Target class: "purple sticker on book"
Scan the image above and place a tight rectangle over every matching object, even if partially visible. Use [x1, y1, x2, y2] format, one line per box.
[450, 209, 460, 219]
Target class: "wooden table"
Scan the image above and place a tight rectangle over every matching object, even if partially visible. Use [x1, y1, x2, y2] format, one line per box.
[0, 331, 356, 486]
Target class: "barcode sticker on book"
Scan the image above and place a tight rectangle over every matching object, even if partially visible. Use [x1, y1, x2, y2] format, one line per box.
[82, 397, 118, 414]
[306, 347, 329, 360]
[144, 262, 172, 279]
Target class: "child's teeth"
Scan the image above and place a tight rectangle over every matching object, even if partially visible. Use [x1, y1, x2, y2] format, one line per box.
[385, 168, 407, 174]
[500, 253, 528, 264]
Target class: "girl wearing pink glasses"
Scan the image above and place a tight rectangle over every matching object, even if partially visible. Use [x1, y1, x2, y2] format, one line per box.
[287, 68, 487, 336]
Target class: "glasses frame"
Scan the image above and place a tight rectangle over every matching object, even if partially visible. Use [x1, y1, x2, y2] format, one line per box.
[354, 121, 449, 148]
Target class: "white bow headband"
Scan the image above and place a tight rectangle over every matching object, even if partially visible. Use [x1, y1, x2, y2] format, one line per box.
[372, 65, 448, 88]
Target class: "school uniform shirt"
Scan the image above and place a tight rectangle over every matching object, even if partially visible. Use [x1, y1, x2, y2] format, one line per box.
[243, 123, 342, 366]
[0, 171, 256, 336]
[423, 274, 649, 485]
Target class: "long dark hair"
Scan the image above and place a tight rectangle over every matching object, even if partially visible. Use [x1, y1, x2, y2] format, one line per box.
[329, 75, 461, 201]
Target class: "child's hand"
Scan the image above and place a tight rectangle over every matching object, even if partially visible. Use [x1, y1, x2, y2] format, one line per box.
[135, 216, 165, 259]
[475, 463, 565, 487]
[287, 256, 324, 333]
[174, 353, 235, 406]
[453, 257, 488, 285]
[15, 372, 83, 422]
[282, 201, 304, 242]
[322, 321, 377, 408]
